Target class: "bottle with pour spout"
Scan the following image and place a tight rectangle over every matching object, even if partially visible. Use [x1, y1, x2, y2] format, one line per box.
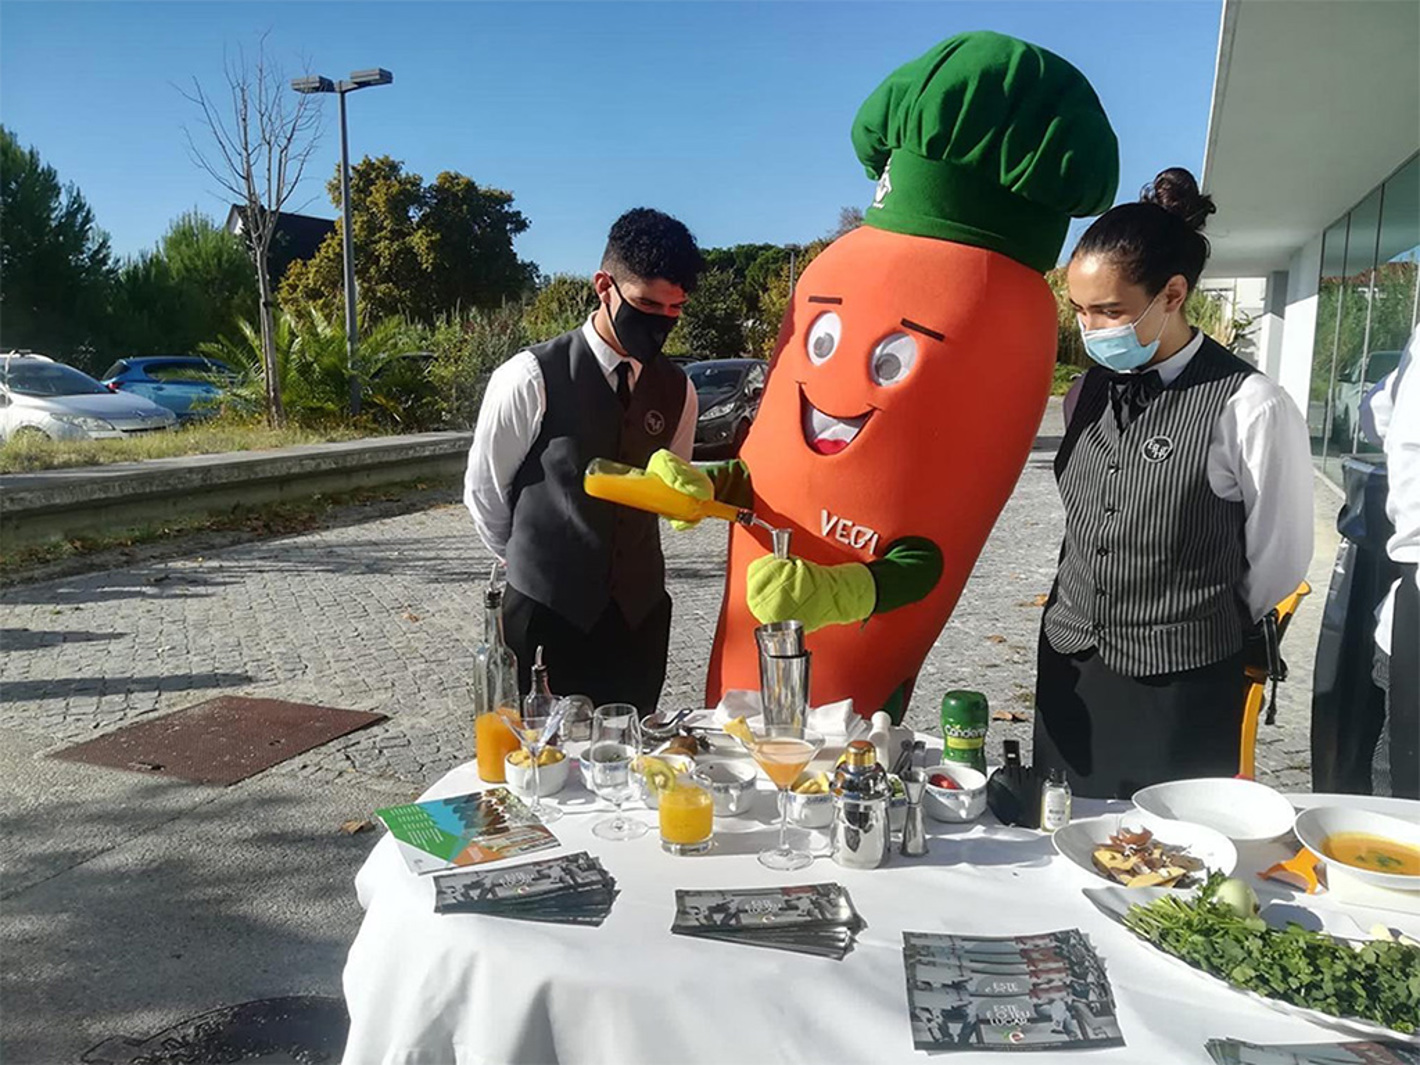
[474, 567, 521, 782]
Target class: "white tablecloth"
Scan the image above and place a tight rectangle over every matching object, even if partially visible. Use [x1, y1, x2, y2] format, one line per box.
[341, 753, 1419, 1065]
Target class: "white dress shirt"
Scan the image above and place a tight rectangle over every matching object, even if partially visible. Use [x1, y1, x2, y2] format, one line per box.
[1065, 330, 1315, 622]
[464, 315, 699, 558]
[1360, 326, 1420, 656]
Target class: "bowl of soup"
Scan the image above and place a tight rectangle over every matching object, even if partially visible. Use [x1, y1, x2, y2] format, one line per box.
[1293, 806, 1420, 893]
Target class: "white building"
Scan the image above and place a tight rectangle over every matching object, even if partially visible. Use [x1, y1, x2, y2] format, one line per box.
[1201, 0, 1419, 485]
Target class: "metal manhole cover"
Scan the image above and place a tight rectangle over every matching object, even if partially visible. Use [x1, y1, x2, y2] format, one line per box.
[82, 995, 347, 1064]
[49, 697, 385, 786]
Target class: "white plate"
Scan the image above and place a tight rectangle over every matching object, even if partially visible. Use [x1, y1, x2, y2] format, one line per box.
[1084, 885, 1420, 1046]
[1053, 810, 1237, 888]
[1294, 806, 1420, 893]
[1132, 777, 1295, 843]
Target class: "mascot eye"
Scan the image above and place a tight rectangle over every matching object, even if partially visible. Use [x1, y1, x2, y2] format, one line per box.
[806, 312, 841, 365]
[870, 332, 918, 386]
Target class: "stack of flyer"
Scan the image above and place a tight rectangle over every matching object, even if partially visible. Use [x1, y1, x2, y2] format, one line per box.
[670, 884, 864, 960]
[434, 852, 618, 926]
[375, 788, 559, 875]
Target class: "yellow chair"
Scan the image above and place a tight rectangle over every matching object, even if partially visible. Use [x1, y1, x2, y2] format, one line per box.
[1238, 582, 1311, 779]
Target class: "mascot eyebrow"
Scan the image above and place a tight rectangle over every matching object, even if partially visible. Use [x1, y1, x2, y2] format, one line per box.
[899, 318, 944, 342]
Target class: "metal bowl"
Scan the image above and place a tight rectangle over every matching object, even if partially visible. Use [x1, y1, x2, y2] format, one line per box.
[693, 756, 759, 817]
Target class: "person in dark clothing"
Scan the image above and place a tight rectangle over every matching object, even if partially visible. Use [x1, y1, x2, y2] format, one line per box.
[464, 209, 704, 714]
[1034, 168, 1313, 798]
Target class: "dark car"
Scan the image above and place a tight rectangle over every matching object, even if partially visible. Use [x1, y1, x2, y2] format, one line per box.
[688, 358, 767, 458]
[101, 356, 237, 421]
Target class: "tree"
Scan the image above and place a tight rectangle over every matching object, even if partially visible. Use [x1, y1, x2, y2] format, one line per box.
[107, 210, 256, 356]
[675, 267, 747, 359]
[278, 155, 537, 326]
[181, 36, 323, 425]
[829, 205, 864, 240]
[523, 274, 598, 340]
[0, 125, 113, 358]
[748, 239, 830, 359]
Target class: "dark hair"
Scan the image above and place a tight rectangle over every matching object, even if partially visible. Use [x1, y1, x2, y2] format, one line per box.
[1072, 168, 1217, 294]
[601, 207, 705, 293]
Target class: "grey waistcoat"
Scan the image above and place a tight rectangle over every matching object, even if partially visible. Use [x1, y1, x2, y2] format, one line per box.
[1043, 336, 1256, 676]
[503, 328, 686, 632]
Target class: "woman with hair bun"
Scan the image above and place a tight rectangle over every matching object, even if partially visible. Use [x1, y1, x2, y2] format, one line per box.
[1034, 167, 1314, 799]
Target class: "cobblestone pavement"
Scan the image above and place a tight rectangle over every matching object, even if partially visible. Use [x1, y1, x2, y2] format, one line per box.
[1, 407, 1333, 794]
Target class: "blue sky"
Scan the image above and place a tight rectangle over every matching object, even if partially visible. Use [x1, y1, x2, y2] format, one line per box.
[0, 1, 1222, 275]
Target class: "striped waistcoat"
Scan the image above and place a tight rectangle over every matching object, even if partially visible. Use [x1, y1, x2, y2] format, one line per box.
[1043, 337, 1255, 677]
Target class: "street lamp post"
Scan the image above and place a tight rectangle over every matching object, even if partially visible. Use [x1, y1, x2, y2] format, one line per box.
[291, 68, 393, 416]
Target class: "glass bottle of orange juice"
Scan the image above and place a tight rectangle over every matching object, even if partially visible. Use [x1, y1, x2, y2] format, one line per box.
[474, 584, 522, 782]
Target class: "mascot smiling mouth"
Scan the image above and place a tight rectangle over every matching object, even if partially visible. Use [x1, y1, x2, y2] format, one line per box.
[799, 386, 873, 456]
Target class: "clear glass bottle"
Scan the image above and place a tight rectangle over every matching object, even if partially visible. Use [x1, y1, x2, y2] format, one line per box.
[474, 584, 521, 782]
[1039, 768, 1072, 833]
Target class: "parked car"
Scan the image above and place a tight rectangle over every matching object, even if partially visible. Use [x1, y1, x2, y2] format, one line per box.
[0, 353, 177, 443]
[1330, 349, 1401, 449]
[688, 358, 767, 458]
[101, 355, 237, 421]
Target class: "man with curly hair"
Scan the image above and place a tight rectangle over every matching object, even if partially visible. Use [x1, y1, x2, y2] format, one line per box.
[465, 208, 704, 713]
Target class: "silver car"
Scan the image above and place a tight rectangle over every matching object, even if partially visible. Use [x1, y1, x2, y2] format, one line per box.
[0, 353, 178, 442]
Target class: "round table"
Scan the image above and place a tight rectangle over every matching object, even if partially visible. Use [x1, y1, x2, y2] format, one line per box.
[340, 751, 1419, 1064]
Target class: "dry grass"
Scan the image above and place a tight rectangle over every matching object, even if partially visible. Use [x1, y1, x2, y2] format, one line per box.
[0, 418, 374, 474]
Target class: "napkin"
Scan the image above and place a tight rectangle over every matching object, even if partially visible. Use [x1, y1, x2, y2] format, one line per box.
[710, 690, 864, 742]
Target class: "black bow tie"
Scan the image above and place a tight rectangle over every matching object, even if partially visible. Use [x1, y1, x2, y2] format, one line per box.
[1106, 369, 1163, 431]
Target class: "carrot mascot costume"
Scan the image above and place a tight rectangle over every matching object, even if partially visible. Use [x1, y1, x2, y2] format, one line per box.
[650, 32, 1118, 721]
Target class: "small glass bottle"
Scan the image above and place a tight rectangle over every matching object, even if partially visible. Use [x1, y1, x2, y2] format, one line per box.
[1039, 768, 1072, 833]
[474, 583, 521, 783]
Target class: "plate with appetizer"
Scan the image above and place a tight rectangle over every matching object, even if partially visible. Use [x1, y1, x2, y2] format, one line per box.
[1053, 811, 1237, 889]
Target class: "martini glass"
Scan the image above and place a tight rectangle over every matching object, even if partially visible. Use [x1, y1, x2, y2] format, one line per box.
[747, 728, 825, 871]
[502, 697, 570, 824]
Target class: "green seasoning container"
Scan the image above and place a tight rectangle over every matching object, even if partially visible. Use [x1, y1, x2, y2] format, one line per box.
[940, 690, 989, 773]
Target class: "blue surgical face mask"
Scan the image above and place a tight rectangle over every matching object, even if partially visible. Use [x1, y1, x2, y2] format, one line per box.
[1078, 291, 1167, 372]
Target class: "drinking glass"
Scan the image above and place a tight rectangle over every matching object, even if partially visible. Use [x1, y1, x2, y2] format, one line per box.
[502, 696, 571, 824]
[588, 703, 647, 841]
[746, 727, 824, 871]
[658, 771, 714, 855]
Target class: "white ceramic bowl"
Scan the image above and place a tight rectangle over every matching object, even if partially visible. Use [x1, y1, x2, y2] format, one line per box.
[1132, 777, 1295, 843]
[922, 763, 987, 823]
[694, 756, 759, 817]
[1294, 806, 1420, 893]
[504, 749, 570, 798]
[1053, 811, 1238, 888]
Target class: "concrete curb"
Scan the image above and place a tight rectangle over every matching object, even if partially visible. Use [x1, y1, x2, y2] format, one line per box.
[0, 431, 472, 544]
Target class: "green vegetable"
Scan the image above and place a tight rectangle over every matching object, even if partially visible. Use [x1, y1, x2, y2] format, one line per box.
[1213, 877, 1259, 919]
[1123, 873, 1420, 1034]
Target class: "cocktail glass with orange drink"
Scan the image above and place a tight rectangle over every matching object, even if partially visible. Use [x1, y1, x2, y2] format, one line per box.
[476, 707, 522, 783]
[725, 720, 825, 871]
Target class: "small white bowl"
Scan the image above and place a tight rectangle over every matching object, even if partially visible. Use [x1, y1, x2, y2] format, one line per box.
[1294, 806, 1420, 893]
[1053, 811, 1237, 888]
[694, 756, 759, 817]
[504, 749, 569, 798]
[1132, 777, 1295, 843]
[922, 763, 987, 823]
[779, 771, 835, 828]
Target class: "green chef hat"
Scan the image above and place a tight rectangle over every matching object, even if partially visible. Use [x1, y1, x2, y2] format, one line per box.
[852, 31, 1119, 273]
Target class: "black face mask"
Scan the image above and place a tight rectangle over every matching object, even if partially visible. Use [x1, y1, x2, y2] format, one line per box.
[608, 279, 677, 365]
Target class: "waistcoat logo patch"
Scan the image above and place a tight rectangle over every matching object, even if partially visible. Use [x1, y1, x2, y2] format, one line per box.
[1141, 435, 1175, 463]
[644, 410, 666, 436]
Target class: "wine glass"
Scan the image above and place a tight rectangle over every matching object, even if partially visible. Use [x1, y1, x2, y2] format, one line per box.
[502, 697, 571, 824]
[746, 727, 825, 871]
[588, 704, 647, 841]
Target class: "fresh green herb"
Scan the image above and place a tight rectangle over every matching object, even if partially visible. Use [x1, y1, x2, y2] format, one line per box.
[1122, 873, 1420, 1034]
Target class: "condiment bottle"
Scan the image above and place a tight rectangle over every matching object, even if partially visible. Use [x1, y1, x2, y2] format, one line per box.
[831, 740, 890, 870]
[1039, 768, 1072, 833]
[473, 577, 520, 782]
[940, 690, 988, 773]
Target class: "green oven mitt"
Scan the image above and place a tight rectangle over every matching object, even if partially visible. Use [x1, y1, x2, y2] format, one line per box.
[645, 449, 714, 531]
[747, 556, 877, 633]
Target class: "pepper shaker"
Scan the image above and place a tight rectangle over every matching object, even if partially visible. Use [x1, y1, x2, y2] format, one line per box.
[899, 767, 928, 857]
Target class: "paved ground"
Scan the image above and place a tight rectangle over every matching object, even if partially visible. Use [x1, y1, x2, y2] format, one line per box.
[0, 398, 1343, 1060]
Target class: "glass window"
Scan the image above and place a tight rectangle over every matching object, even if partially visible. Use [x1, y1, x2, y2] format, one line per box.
[1323, 185, 1383, 482]
[1310, 217, 1349, 470]
[2, 360, 108, 396]
[687, 363, 747, 394]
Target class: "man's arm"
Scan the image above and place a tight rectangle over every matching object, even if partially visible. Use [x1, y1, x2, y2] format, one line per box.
[463, 352, 544, 559]
[668, 377, 699, 460]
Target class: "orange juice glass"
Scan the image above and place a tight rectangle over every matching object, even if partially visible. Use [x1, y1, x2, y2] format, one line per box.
[476, 707, 523, 783]
[658, 779, 714, 855]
